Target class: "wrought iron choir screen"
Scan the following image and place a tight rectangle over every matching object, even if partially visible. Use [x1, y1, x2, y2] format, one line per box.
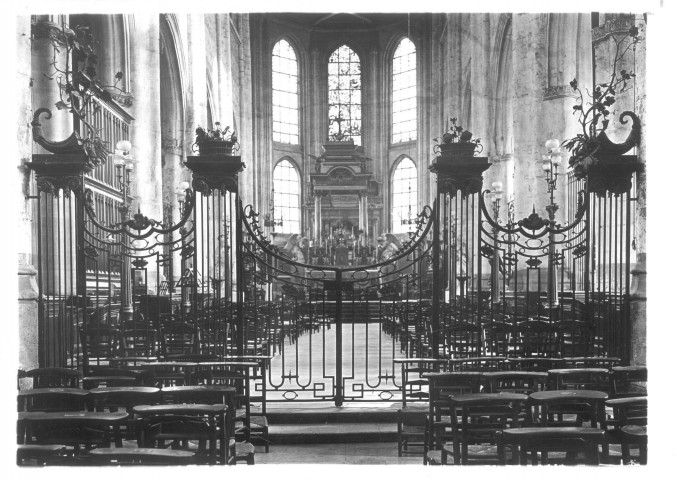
[26, 115, 640, 406]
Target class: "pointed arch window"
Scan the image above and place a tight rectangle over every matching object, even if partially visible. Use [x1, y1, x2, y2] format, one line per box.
[272, 39, 299, 144]
[273, 159, 301, 234]
[328, 45, 361, 145]
[392, 157, 418, 234]
[392, 37, 417, 143]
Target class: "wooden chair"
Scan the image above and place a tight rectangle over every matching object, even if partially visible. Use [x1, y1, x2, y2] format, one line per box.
[515, 319, 559, 357]
[423, 372, 484, 463]
[135, 404, 230, 465]
[193, 363, 261, 452]
[18, 411, 128, 457]
[17, 368, 81, 390]
[621, 425, 647, 465]
[442, 393, 527, 465]
[79, 325, 121, 374]
[160, 385, 254, 464]
[161, 321, 201, 359]
[558, 320, 592, 357]
[483, 321, 519, 357]
[446, 322, 482, 358]
[528, 390, 608, 430]
[604, 396, 647, 464]
[394, 358, 446, 457]
[499, 427, 605, 465]
[610, 366, 647, 398]
[87, 386, 162, 446]
[119, 324, 159, 359]
[224, 355, 273, 452]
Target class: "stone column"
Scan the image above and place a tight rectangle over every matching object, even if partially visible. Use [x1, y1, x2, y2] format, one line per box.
[541, 13, 592, 223]
[369, 48, 381, 178]
[629, 15, 647, 366]
[130, 14, 162, 294]
[18, 15, 39, 375]
[215, 14, 235, 125]
[511, 13, 549, 222]
[314, 195, 321, 241]
[362, 195, 369, 247]
[237, 14, 254, 205]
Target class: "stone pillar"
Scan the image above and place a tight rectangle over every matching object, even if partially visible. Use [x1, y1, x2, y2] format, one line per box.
[237, 14, 254, 205]
[314, 195, 321, 241]
[629, 15, 647, 366]
[215, 14, 235, 125]
[541, 13, 592, 223]
[511, 13, 549, 222]
[18, 16, 39, 374]
[369, 48, 381, 178]
[130, 14, 162, 294]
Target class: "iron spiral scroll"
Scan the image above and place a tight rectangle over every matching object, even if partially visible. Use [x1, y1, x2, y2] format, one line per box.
[83, 187, 196, 260]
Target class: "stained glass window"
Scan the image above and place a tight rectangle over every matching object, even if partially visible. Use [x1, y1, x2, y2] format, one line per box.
[392, 38, 417, 143]
[273, 159, 301, 234]
[392, 157, 417, 233]
[273, 39, 299, 144]
[328, 45, 361, 145]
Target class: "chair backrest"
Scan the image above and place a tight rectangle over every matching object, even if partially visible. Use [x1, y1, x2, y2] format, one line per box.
[18, 389, 90, 412]
[79, 325, 121, 370]
[505, 357, 564, 372]
[516, 320, 559, 357]
[547, 368, 611, 392]
[427, 373, 484, 420]
[611, 366, 647, 398]
[484, 321, 518, 357]
[18, 368, 82, 390]
[606, 396, 647, 427]
[558, 320, 592, 357]
[88, 387, 161, 412]
[446, 322, 482, 357]
[120, 327, 159, 358]
[482, 371, 547, 395]
[448, 357, 507, 372]
[397, 359, 446, 407]
[451, 392, 527, 438]
[135, 404, 228, 465]
[161, 322, 200, 358]
[84, 366, 150, 388]
[563, 357, 621, 369]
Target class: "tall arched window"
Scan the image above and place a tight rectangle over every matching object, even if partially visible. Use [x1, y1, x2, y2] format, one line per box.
[391, 157, 418, 233]
[273, 159, 301, 234]
[328, 45, 361, 145]
[392, 38, 417, 143]
[272, 39, 299, 144]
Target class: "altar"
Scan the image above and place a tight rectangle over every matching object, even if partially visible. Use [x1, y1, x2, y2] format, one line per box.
[308, 138, 383, 258]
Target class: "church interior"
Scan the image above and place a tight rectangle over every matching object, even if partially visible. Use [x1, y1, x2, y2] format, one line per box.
[13, 9, 653, 467]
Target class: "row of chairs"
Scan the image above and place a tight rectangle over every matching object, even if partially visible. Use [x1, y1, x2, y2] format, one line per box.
[18, 364, 270, 463]
[425, 391, 646, 465]
[396, 361, 647, 465]
[17, 385, 255, 465]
